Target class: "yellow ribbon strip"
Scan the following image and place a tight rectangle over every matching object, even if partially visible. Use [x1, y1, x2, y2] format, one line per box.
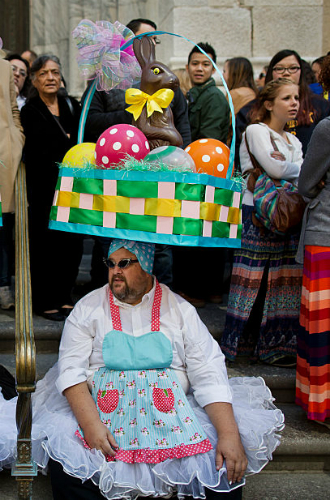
[57, 192, 241, 224]
[125, 88, 175, 121]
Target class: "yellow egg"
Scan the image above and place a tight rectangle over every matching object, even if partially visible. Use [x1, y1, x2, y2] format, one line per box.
[62, 143, 96, 167]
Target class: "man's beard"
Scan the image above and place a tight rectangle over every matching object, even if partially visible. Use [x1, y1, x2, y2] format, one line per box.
[110, 274, 148, 304]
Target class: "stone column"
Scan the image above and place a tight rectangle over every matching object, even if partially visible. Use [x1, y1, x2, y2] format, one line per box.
[323, 0, 330, 53]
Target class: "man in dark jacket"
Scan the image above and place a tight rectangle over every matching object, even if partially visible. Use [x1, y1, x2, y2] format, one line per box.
[81, 18, 191, 148]
[186, 42, 229, 142]
[80, 18, 190, 291]
[173, 43, 229, 307]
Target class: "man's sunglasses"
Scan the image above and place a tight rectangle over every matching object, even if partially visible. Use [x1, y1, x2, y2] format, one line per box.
[103, 258, 139, 269]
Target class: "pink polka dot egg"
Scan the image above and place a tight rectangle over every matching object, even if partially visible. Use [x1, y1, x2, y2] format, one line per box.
[95, 124, 150, 168]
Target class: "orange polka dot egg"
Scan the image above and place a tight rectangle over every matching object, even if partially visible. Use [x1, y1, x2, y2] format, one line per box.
[185, 139, 230, 178]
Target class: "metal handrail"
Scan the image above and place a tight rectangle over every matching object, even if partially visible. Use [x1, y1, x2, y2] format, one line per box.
[11, 161, 37, 499]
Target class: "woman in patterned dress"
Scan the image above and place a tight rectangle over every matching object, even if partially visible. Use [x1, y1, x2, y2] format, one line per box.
[221, 78, 304, 366]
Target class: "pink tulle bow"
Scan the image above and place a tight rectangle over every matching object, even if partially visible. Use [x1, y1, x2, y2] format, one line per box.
[72, 19, 141, 91]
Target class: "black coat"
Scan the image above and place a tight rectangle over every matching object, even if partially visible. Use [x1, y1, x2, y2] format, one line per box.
[21, 94, 81, 210]
[81, 86, 191, 148]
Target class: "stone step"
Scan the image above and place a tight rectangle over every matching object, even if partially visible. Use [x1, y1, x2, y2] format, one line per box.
[0, 310, 62, 353]
[271, 403, 330, 472]
[1, 468, 330, 500]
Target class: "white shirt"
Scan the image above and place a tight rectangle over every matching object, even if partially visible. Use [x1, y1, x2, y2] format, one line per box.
[16, 94, 26, 110]
[56, 281, 233, 409]
[240, 123, 303, 206]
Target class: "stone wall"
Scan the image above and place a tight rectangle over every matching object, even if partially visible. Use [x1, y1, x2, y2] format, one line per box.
[159, 0, 326, 80]
[29, 0, 329, 97]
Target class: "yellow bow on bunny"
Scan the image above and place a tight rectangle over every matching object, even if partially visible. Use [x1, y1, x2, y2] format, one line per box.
[125, 88, 174, 121]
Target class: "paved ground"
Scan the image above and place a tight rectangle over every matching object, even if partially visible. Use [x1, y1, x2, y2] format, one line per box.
[2, 469, 330, 500]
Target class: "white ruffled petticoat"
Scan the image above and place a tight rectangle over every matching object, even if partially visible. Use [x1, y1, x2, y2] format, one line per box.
[0, 365, 284, 498]
[0, 390, 17, 470]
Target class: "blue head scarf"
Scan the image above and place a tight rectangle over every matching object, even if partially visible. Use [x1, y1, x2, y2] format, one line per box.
[108, 239, 155, 274]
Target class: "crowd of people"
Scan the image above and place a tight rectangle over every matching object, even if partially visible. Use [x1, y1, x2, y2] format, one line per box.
[0, 15, 329, 498]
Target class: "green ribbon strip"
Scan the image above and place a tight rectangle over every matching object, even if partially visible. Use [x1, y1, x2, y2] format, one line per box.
[51, 204, 242, 240]
[212, 221, 231, 239]
[117, 213, 157, 232]
[55, 177, 62, 191]
[57, 167, 242, 193]
[117, 180, 158, 198]
[175, 183, 205, 201]
[49, 206, 58, 220]
[73, 178, 104, 195]
[69, 207, 103, 226]
[173, 217, 203, 236]
[214, 188, 234, 206]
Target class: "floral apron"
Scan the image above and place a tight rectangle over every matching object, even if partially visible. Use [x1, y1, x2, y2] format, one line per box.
[77, 280, 212, 464]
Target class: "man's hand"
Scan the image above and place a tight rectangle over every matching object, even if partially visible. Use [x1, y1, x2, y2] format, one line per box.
[215, 432, 248, 484]
[204, 401, 248, 484]
[83, 420, 118, 458]
[64, 381, 118, 458]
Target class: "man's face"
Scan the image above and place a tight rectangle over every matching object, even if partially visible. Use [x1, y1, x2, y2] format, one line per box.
[134, 23, 159, 45]
[21, 51, 33, 67]
[186, 52, 215, 86]
[10, 58, 27, 93]
[108, 248, 153, 305]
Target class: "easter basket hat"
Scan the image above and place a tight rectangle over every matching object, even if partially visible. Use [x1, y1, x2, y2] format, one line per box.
[49, 20, 242, 248]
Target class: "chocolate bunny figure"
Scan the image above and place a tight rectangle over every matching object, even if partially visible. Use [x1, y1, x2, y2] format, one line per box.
[132, 36, 183, 150]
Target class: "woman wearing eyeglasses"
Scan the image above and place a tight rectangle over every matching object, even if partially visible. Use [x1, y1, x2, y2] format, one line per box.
[221, 78, 304, 367]
[20, 54, 83, 321]
[236, 49, 330, 156]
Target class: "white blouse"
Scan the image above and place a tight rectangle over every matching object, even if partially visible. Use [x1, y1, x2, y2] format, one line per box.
[240, 122, 303, 206]
[56, 281, 233, 409]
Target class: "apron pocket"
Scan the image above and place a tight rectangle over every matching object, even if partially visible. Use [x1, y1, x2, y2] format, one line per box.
[153, 388, 175, 412]
[97, 389, 119, 413]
